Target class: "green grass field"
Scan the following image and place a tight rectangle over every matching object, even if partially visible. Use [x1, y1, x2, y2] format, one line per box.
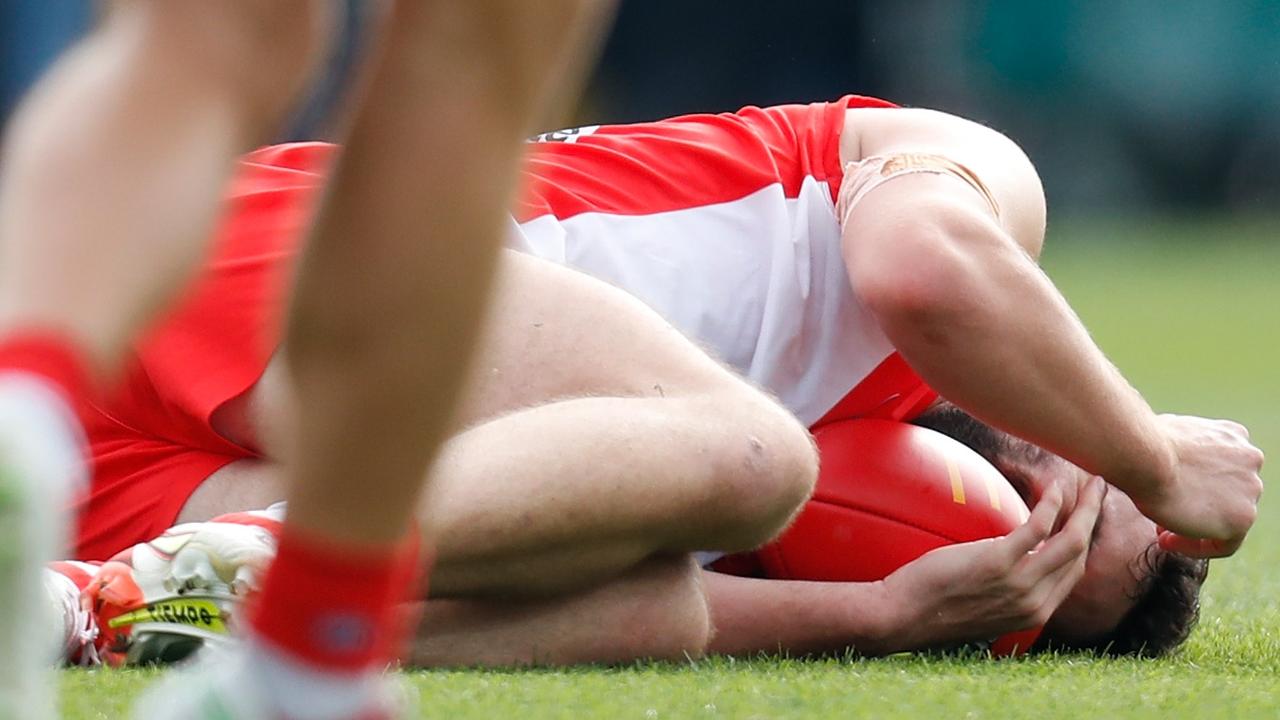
[60, 217, 1280, 719]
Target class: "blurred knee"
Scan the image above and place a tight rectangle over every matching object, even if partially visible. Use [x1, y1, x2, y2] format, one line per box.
[115, 0, 334, 126]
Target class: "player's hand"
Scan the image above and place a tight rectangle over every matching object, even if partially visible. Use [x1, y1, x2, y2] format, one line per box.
[1129, 414, 1264, 559]
[878, 476, 1105, 650]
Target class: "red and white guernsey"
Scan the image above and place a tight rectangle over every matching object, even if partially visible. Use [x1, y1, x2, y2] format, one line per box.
[510, 95, 936, 428]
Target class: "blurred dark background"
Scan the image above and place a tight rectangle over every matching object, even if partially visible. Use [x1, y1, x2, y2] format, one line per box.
[4, 1, 1278, 215]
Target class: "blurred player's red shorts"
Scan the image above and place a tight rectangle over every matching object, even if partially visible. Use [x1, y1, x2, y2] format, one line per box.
[73, 143, 335, 560]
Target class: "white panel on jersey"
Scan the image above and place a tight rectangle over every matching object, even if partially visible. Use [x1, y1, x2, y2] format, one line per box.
[511, 176, 895, 426]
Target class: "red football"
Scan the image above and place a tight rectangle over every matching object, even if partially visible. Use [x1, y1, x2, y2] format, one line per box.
[750, 418, 1042, 656]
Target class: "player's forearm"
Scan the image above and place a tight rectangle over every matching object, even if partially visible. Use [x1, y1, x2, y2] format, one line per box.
[702, 571, 898, 657]
[849, 199, 1174, 496]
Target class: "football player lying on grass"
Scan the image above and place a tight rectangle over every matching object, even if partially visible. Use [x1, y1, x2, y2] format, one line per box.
[51, 405, 1202, 667]
[51, 96, 1260, 666]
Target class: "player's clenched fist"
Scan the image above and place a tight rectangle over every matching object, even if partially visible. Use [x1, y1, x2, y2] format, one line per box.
[1131, 414, 1264, 559]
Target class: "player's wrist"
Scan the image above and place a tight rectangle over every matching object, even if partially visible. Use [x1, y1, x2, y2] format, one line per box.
[850, 579, 915, 655]
[1109, 417, 1179, 505]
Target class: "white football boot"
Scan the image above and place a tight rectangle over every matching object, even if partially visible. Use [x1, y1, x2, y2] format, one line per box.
[124, 504, 412, 720]
[84, 505, 286, 666]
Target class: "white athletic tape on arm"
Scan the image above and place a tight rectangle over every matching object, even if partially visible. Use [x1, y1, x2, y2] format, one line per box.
[836, 153, 1002, 230]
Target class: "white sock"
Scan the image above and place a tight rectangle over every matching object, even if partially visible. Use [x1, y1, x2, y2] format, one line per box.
[0, 372, 87, 498]
[240, 637, 388, 720]
[0, 373, 88, 715]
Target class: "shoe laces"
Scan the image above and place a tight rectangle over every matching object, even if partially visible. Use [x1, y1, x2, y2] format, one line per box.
[48, 569, 103, 666]
[68, 601, 103, 667]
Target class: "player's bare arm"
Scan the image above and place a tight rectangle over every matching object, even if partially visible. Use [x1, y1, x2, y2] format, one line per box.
[837, 108, 1264, 557]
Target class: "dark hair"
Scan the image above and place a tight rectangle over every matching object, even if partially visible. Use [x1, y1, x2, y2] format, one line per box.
[1056, 544, 1209, 657]
[910, 403, 1049, 471]
[911, 403, 1209, 656]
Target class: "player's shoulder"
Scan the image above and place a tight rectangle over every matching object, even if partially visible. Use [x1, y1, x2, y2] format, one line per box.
[838, 104, 1042, 207]
[841, 104, 1045, 253]
[842, 105, 1035, 176]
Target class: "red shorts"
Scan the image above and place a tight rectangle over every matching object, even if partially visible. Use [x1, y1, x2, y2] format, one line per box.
[73, 143, 336, 560]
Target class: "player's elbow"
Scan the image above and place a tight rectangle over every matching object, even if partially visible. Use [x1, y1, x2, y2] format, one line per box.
[1001, 143, 1048, 261]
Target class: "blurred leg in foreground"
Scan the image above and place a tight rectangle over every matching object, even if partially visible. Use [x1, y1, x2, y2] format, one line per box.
[133, 2, 617, 719]
[0, 4, 331, 718]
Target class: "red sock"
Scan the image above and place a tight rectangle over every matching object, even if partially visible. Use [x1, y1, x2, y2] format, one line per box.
[251, 525, 423, 671]
[0, 330, 95, 423]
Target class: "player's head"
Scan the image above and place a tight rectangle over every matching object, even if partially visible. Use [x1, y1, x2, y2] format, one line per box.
[1031, 480, 1208, 656]
[1044, 527, 1208, 656]
[913, 405, 1209, 656]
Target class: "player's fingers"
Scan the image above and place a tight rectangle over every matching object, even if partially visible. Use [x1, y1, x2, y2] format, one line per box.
[1158, 531, 1242, 559]
[1020, 476, 1105, 578]
[1035, 481, 1106, 587]
[999, 484, 1063, 561]
[1035, 544, 1091, 622]
[1223, 419, 1250, 440]
[1011, 481, 1105, 624]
